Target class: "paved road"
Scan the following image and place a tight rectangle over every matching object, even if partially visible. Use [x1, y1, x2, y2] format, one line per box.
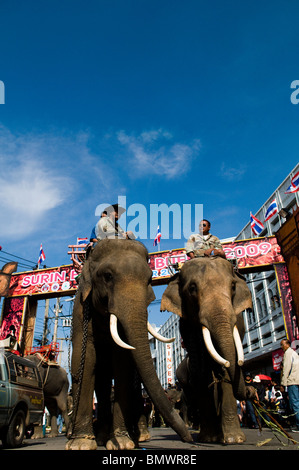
[2, 426, 299, 451]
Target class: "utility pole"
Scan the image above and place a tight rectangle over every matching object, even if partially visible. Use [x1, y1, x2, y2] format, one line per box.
[42, 299, 50, 346]
[53, 298, 62, 343]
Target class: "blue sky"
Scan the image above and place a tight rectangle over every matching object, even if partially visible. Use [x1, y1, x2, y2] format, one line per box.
[1, 1, 299, 334]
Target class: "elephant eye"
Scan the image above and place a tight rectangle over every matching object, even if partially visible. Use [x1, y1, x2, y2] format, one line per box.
[103, 272, 113, 283]
[188, 283, 197, 295]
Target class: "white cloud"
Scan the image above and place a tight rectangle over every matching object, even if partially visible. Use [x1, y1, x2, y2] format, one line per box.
[220, 162, 247, 181]
[0, 127, 89, 240]
[117, 129, 201, 179]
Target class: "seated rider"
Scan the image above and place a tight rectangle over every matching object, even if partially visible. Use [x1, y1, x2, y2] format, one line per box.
[95, 204, 135, 240]
[185, 219, 226, 259]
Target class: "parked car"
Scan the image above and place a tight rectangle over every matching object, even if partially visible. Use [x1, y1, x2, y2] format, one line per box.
[0, 350, 44, 448]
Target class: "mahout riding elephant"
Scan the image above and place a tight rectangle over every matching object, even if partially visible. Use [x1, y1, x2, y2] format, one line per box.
[0, 262, 17, 297]
[161, 256, 256, 444]
[66, 239, 192, 450]
[25, 354, 70, 438]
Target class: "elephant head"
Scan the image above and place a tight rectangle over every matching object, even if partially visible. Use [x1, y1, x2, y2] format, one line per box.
[75, 238, 192, 444]
[161, 257, 253, 400]
[0, 262, 17, 297]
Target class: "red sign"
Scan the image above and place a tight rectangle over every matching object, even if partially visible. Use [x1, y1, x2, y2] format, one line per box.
[272, 349, 284, 371]
[149, 236, 284, 282]
[7, 265, 79, 298]
[222, 236, 284, 270]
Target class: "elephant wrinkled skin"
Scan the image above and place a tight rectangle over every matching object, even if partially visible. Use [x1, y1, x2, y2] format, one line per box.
[66, 239, 192, 450]
[161, 256, 254, 444]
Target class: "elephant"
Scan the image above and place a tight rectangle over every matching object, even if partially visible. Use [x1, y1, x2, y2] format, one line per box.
[25, 354, 71, 438]
[160, 256, 256, 444]
[66, 238, 193, 450]
[0, 262, 17, 297]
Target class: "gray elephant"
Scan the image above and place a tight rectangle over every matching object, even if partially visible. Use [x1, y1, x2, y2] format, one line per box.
[25, 354, 70, 438]
[161, 256, 256, 444]
[66, 239, 192, 450]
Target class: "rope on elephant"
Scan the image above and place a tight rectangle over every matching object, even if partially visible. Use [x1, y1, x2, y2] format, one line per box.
[252, 399, 299, 446]
[69, 298, 90, 437]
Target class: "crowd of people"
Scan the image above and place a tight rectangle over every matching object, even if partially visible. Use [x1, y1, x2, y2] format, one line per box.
[237, 343, 299, 433]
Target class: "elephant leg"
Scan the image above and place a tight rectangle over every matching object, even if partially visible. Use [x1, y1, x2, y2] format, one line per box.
[130, 371, 151, 443]
[45, 399, 58, 437]
[56, 391, 71, 437]
[66, 334, 97, 450]
[221, 380, 246, 444]
[106, 349, 136, 450]
[49, 414, 59, 437]
[94, 353, 113, 446]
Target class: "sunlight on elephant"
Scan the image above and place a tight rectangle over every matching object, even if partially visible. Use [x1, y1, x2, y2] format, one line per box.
[161, 256, 256, 444]
[66, 239, 192, 450]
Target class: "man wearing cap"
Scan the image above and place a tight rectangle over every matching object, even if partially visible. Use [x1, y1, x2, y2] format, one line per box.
[185, 219, 226, 259]
[95, 204, 135, 240]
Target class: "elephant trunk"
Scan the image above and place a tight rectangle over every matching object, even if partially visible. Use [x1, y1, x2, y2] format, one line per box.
[202, 310, 247, 400]
[112, 294, 193, 443]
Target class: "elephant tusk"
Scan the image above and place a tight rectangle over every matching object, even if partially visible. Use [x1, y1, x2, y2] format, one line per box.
[202, 326, 230, 368]
[233, 325, 244, 366]
[147, 322, 175, 343]
[110, 314, 135, 350]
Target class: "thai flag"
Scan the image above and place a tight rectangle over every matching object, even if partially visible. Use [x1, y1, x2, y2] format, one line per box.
[264, 199, 278, 221]
[153, 226, 161, 246]
[77, 237, 89, 245]
[37, 244, 46, 266]
[250, 213, 264, 236]
[285, 170, 299, 194]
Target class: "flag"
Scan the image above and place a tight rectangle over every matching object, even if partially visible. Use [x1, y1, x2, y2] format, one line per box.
[153, 226, 161, 246]
[38, 244, 46, 266]
[250, 213, 264, 236]
[264, 199, 278, 221]
[285, 170, 299, 194]
[77, 237, 89, 245]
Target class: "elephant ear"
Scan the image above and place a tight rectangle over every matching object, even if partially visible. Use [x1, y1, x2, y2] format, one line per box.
[232, 269, 253, 315]
[79, 258, 92, 302]
[160, 274, 182, 317]
[147, 284, 156, 306]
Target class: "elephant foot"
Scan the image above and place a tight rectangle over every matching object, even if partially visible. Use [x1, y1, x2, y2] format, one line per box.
[223, 430, 246, 444]
[106, 431, 136, 450]
[138, 430, 151, 442]
[197, 432, 221, 443]
[65, 437, 98, 450]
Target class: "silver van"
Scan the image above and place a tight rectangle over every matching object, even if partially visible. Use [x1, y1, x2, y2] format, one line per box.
[0, 350, 44, 448]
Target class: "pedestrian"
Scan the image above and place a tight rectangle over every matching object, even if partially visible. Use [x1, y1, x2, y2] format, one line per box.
[280, 338, 299, 432]
[244, 372, 259, 429]
[185, 219, 226, 259]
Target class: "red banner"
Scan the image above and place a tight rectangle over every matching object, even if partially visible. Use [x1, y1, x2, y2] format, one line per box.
[0, 297, 26, 341]
[7, 265, 79, 298]
[149, 236, 284, 282]
[274, 263, 299, 344]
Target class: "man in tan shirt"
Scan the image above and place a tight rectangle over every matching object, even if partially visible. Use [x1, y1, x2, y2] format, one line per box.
[185, 219, 226, 259]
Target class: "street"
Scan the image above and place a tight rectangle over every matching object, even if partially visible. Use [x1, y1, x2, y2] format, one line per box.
[2, 426, 299, 452]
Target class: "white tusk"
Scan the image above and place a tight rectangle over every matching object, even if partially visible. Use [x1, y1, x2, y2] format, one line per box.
[233, 325, 244, 366]
[202, 326, 230, 368]
[110, 314, 135, 350]
[147, 322, 175, 343]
